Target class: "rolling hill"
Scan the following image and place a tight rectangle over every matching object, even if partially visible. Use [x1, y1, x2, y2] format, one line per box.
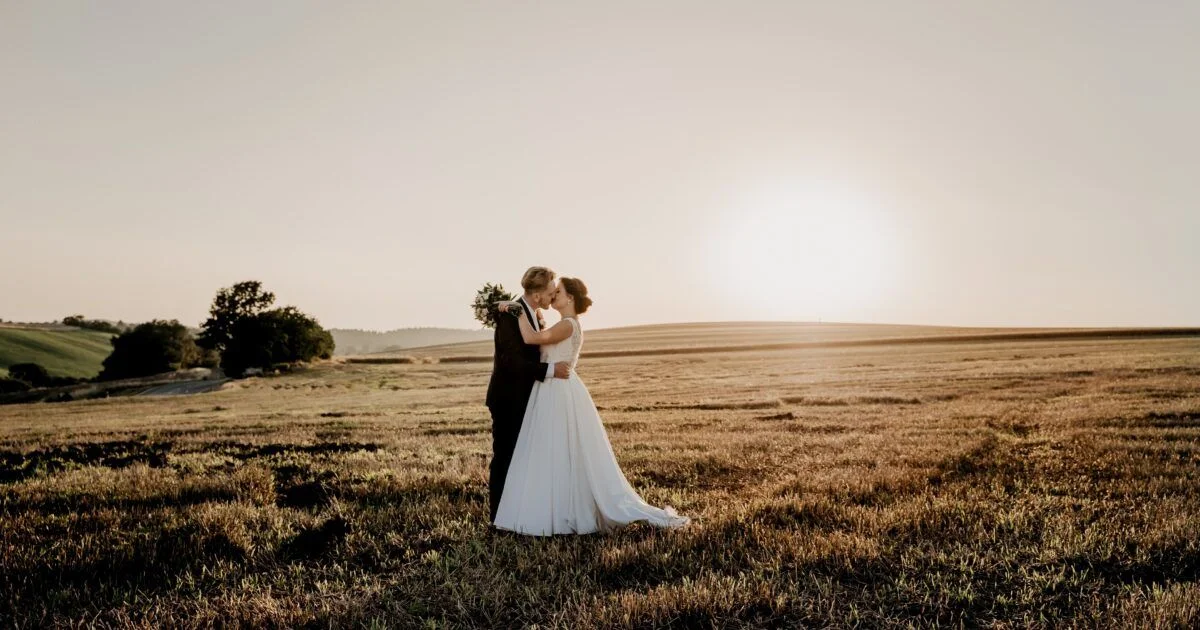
[360, 321, 1200, 361]
[330, 327, 491, 356]
[0, 326, 115, 379]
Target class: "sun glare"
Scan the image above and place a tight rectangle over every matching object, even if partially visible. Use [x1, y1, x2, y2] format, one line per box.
[712, 178, 894, 320]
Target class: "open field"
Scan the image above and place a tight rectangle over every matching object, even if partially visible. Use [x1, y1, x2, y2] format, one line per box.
[0, 327, 115, 379]
[1, 325, 1198, 627]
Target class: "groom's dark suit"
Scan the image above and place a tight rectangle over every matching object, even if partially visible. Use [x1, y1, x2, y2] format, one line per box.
[485, 298, 549, 523]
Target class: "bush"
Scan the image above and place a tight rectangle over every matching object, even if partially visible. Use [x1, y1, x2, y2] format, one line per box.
[0, 378, 31, 394]
[97, 320, 203, 381]
[4, 364, 82, 388]
[8, 363, 51, 387]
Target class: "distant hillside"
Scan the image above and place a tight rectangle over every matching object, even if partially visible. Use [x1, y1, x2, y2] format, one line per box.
[371, 321, 1000, 359]
[0, 327, 115, 379]
[330, 327, 491, 356]
[363, 321, 1200, 361]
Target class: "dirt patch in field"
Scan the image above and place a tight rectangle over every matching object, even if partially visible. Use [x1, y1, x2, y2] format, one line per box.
[0, 439, 384, 485]
[601, 400, 784, 412]
[0, 440, 172, 484]
[780, 395, 923, 406]
[630, 455, 751, 490]
[206, 441, 382, 460]
[420, 426, 488, 437]
[1090, 410, 1200, 429]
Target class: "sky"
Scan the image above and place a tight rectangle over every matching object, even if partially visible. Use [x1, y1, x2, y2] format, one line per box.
[2, 1, 1197, 331]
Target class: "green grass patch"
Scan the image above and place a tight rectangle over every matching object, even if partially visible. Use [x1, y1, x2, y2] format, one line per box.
[0, 328, 114, 379]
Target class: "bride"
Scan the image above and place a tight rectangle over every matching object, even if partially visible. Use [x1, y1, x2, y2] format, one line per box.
[492, 277, 690, 536]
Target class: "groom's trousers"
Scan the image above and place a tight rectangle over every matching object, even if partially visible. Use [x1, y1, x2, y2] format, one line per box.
[488, 405, 523, 523]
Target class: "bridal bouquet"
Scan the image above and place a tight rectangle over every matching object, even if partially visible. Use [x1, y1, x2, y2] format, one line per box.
[472, 283, 518, 329]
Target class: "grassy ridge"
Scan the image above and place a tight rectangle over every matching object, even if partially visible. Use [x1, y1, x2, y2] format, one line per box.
[385, 322, 1000, 358]
[0, 328, 114, 378]
[383, 321, 1200, 360]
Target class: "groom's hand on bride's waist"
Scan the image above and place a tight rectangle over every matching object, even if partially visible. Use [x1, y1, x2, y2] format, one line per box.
[554, 363, 571, 379]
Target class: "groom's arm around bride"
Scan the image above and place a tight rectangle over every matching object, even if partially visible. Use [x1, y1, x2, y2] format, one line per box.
[493, 309, 551, 391]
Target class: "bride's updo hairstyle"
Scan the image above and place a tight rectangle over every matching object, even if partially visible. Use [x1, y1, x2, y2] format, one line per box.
[560, 277, 593, 315]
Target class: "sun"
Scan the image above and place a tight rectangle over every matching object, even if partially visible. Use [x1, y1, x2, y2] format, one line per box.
[710, 178, 894, 319]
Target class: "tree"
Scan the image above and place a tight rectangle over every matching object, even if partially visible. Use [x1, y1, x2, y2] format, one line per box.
[198, 281, 276, 352]
[197, 281, 333, 377]
[8, 363, 50, 387]
[98, 320, 202, 381]
[271, 307, 335, 363]
[220, 307, 334, 377]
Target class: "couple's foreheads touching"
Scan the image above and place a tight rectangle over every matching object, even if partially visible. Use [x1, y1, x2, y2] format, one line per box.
[521, 266, 593, 315]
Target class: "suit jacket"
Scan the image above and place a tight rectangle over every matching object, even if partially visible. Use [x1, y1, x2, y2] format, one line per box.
[485, 299, 549, 414]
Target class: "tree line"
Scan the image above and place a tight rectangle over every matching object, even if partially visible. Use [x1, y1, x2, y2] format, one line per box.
[1, 281, 334, 390]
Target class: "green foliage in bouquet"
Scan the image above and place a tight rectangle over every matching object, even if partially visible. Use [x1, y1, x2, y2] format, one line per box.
[473, 283, 517, 329]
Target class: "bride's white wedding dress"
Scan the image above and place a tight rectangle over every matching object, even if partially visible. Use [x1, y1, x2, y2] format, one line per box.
[493, 316, 690, 536]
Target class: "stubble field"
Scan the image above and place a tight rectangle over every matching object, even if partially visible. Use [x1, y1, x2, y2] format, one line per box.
[2, 323, 1198, 628]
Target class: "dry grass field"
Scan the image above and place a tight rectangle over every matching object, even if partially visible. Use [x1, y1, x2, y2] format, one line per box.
[364, 322, 1079, 360]
[2, 324, 1198, 628]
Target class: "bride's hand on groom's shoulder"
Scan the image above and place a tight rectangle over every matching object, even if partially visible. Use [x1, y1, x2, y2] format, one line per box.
[494, 301, 521, 315]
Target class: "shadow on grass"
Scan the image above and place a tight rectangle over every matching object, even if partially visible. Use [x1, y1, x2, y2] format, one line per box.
[0, 440, 172, 484]
[0, 484, 242, 516]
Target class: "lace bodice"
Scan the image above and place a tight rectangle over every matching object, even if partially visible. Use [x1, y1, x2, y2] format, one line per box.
[541, 317, 583, 370]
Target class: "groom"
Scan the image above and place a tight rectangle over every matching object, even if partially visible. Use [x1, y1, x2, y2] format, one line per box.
[485, 266, 571, 524]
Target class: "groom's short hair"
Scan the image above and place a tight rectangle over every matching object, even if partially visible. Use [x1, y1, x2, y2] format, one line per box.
[521, 266, 556, 292]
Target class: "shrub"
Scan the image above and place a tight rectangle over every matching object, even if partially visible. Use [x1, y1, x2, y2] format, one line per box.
[8, 363, 51, 387]
[97, 320, 203, 381]
[0, 378, 31, 393]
